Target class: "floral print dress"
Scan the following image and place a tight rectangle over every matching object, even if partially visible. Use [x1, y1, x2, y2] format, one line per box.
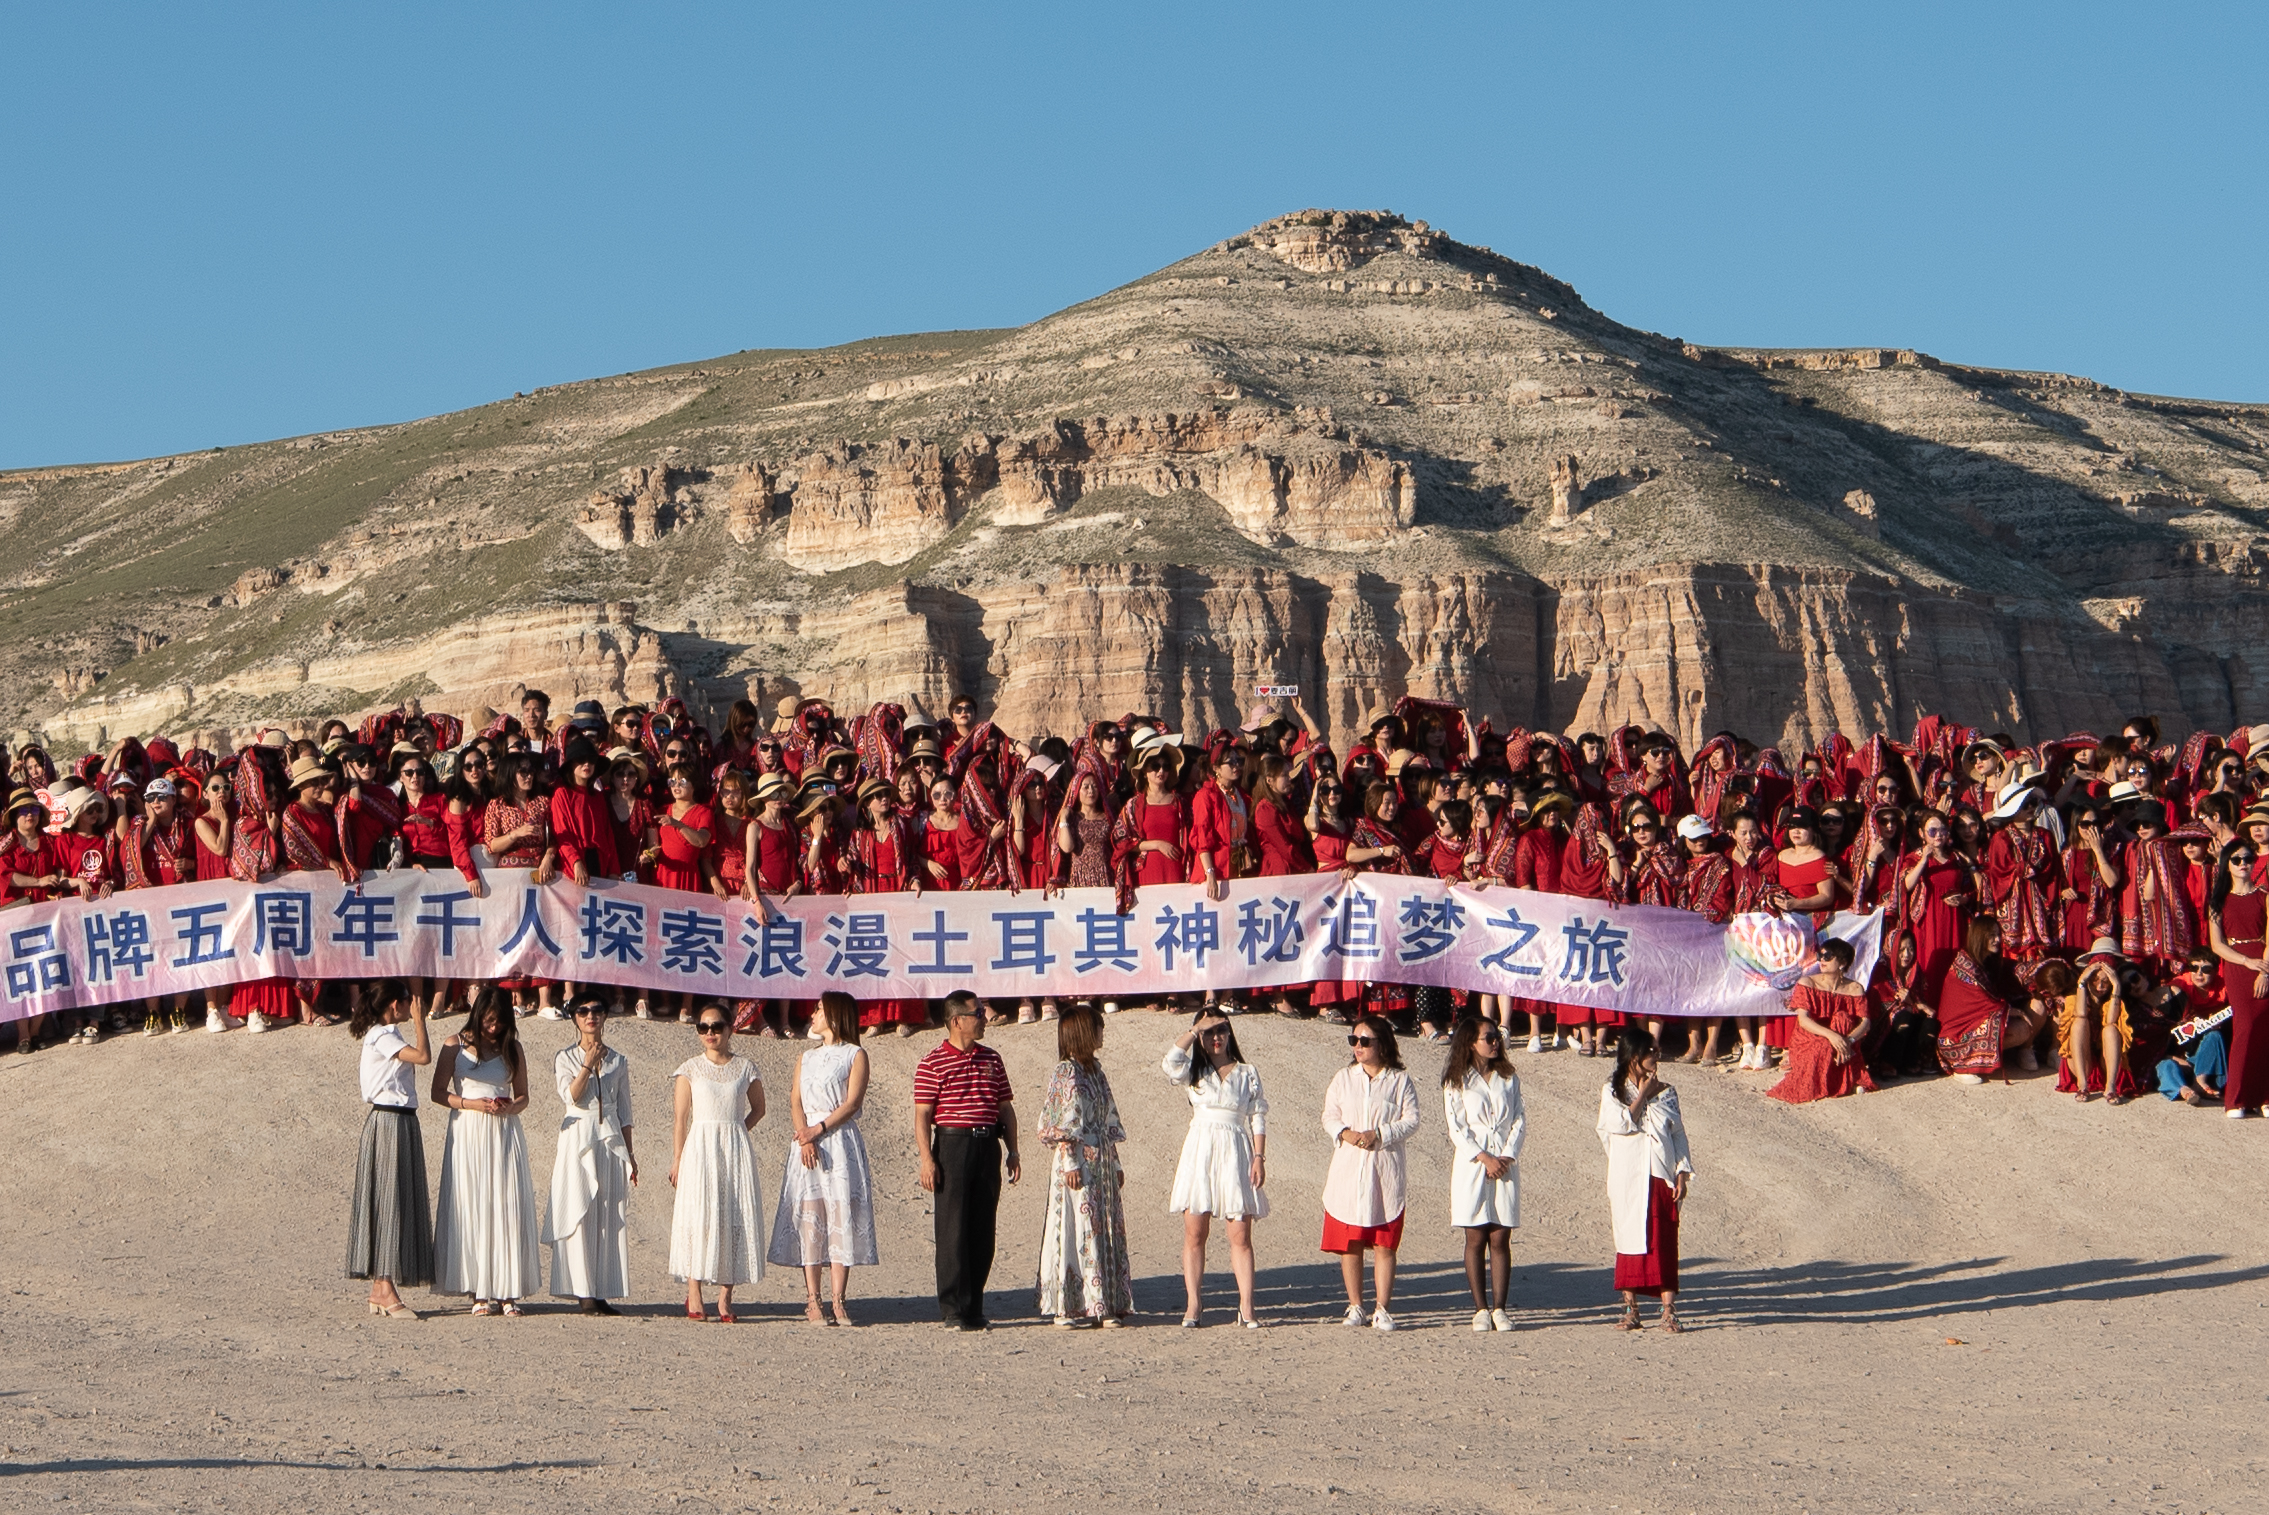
[1034, 1058, 1132, 1322]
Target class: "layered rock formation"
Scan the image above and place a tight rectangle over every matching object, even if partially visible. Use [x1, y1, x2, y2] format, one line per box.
[12, 208, 2269, 756]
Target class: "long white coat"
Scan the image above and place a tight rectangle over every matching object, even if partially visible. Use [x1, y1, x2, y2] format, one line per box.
[1321, 1064, 1420, 1227]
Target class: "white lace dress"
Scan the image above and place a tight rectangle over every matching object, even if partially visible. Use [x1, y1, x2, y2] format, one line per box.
[766, 1043, 879, 1267]
[1161, 1044, 1270, 1220]
[432, 1049, 541, 1300]
[667, 1055, 765, 1286]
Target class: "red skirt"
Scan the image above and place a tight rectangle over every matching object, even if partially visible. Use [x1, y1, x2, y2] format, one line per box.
[859, 997, 927, 1029]
[1559, 1002, 1623, 1028]
[230, 978, 307, 1018]
[1321, 1211, 1404, 1253]
[1613, 1177, 1680, 1296]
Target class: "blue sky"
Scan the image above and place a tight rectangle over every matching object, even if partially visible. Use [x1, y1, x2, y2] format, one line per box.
[3, 3, 2264, 469]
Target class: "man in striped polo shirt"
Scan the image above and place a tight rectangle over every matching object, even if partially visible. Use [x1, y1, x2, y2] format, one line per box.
[914, 989, 1022, 1330]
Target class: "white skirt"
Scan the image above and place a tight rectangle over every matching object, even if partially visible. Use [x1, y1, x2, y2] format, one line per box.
[432, 1110, 541, 1300]
[669, 1121, 766, 1285]
[1166, 1112, 1268, 1221]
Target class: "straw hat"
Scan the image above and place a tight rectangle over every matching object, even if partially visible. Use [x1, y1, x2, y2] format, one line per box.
[287, 755, 333, 792]
[853, 776, 894, 808]
[906, 737, 945, 764]
[5, 787, 42, 820]
[1528, 791, 1575, 820]
[901, 694, 939, 732]
[2082, 935, 2122, 962]
[753, 773, 794, 804]
[257, 728, 290, 750]
[1130, 730, 1184, 783]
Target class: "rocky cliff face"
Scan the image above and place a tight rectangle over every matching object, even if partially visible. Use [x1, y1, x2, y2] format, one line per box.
[12, 208, 2269, 755]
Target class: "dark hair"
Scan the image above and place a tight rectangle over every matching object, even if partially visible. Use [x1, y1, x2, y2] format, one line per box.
[1441, 1015, 1514, 1088]
[443, 746, 491, 807]
[1962, 915, 2000, 963]
[1056, 1002, 1104, 1068]
[1437, 797, 1473, 840]
[1816, 937, 1855, 970]
[522, 689, 551, 712]
[817, 990, 862, 1043]
[2213, 839, 2257, 917]
[347, 979, 412, 1039]
[1360, 780, 1397, 823]
[495, 750, 541, 798]
[2032, 959, 2078, 999]
[1184, 1011, 1245, 1085]
[943, 988, 981, 1020]
[1609, 1026, 1658, 1105]
[459, 987, 523, 1075]
[1350, 1013, 1404, 1071]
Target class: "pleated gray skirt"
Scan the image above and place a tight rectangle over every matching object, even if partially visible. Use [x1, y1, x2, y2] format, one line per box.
[345, 1105, 435, 1285]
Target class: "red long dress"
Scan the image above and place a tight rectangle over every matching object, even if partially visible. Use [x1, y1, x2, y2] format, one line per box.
[1767, 983, 1877, 1103]
[1508, 826, 1565, 1030]
[1309, 824, 1359, 1012]
[1252, 796, 1313, 876]
[235, 801, 337, 1022]
[845, 825, 925, 1029]
[608, 795, 653, 884]
[1131, 796, 1188, 888]
[550, 783, 619, 879]
[1936, 951, 2012, 1078]
[753, 818, 801, 895]
[1188, 780, 1251, 885]
[1984, 824, 2058, 961]
[2059, 841, 2117, 955]
[711, 812, 753, 896]
[654, 803, 712, 892]
[922, 815, 965, 891]
[2218, 890, 2269, 1111]
[1559, 811, 1624, 1030]
[1898, 854, 1971, 1001]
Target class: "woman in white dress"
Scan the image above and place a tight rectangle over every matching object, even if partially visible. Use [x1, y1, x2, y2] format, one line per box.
[1321, 1014, 1419, 1332]
[1442, 1016, 1526, 1333]
[543, 998, 638, 1315]
[1598, 1026, 1694, 1333]
[767, 992, 878, 1325]
[1162, 1009, 1268, 1328]
[669, 1003, 766, 1322]
[429, 988, 541, 1315]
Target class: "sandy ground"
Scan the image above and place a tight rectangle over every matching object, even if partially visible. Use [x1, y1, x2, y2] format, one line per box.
[3, 1006, 2266, 1515]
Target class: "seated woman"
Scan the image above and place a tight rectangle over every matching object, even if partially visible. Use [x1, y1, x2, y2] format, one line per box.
[1935, 917, 2054, 1084]
[1767, 938, 1874, 1104]
[2052, 945, 2136, 1104]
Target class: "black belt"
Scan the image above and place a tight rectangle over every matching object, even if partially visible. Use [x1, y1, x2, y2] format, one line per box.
[367, 1102, 417, 1113]
[936, 1124, 1000, 1138]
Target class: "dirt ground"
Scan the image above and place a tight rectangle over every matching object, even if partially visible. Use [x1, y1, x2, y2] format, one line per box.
[2, 1007, 2265, 1514]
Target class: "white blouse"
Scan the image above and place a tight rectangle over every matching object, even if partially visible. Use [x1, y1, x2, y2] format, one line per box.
[1161, 1044, 1269, 1133]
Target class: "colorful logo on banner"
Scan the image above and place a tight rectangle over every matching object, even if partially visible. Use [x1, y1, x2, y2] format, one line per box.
[1724, 910, 1818, 990]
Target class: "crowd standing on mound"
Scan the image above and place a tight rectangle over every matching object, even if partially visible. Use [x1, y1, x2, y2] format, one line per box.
[5, 689, 2263, 1122]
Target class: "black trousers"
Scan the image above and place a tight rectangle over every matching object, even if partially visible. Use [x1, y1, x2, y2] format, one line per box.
[932, 1126, 1002, 1324]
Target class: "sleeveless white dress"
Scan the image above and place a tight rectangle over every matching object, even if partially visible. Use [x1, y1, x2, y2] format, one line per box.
[767, 1043, 880, 1267]
[432, 1048, 541, 1300]
[668, 1055, 765, 1285]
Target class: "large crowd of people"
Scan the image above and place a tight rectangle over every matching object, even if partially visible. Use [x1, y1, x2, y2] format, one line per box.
[3, 688, 2262, 1119]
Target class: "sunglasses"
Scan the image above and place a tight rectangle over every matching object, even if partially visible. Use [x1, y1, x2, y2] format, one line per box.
[1348, 1035, 1376, 1047]
[1476, 1028, 1501, 1043]
[697, 1021, 729, 1034]
[574, 1006, 603, 1018]
[758, 742, 780, 751]
[1200, 1026, 1231, 1038]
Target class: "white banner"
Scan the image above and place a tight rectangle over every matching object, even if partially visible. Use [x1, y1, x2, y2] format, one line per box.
[0, 869, 1878, 1023]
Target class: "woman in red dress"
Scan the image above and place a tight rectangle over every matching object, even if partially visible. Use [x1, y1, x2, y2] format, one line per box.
[443, 745, 494, 897]
[2209, 839, 2269, 1117]
[1251, 755, 1316, 1018]
[250, 756, 353, 1031]
[1673, 814, 1732, 1065]
[3, 789, 64, 1053]
[1306, 773, 1361, 1024]
[1345, 780, 1415, 1032]
[2057, 805, 2120, 955]
[1557, 802, 1630, 1057]
[1758, 808, 1843, 1070]
[1936, 917, 2053, 1082]
[483, 752, 562, 1019]
[1767, 938, 1875, 1103]
[1110, 741, 1191, 1010]
[1505, 793, 1575, 1051]
[1983, 792, 2059, 962]
[921, 776, 967, 892]
[843, 777, 929, 1037]
[1895, 811, 1975, 1003]
[653, 761, 714, 1025]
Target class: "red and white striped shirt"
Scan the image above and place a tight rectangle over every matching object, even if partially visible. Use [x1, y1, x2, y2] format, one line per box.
[912, 1040, 1012, 1128]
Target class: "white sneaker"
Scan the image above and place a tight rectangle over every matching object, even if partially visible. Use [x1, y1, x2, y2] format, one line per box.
[1525, 1035, 1542, 1054]
[1102, 1001, 1120, 1015]
[2228, 1106, 2253, 1119]
[1342, 1305, 1368, 1328]
[1472, 1308, 1492, 1333]
[1371, 1309, 1398, 1332]
[1953, 1072, 1985, 1085]
[245, 1012, 272, 1034]
[1491, 1308, 1514, 1332]
[205, 1010, 231, 1034]
[536, 1005, 564, 1021]
[633, 999, 652, 1020]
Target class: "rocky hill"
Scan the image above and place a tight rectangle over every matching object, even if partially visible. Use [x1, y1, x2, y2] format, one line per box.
[11, 208, 2269, 754]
